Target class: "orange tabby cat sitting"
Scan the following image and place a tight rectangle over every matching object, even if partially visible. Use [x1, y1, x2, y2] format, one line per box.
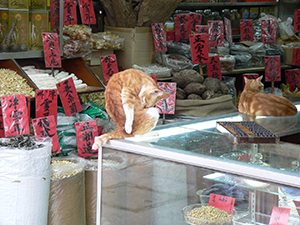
[92, 69, 170, 149]
[238, 75, 297, 117]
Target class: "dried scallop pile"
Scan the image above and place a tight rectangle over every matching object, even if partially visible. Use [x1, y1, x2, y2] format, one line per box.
[0, 69, 35, 98]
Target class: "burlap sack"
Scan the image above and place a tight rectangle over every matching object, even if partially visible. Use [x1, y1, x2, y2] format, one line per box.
[175, 95, 237, 117]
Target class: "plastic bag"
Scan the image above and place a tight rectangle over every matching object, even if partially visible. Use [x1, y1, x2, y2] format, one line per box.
[156, 54, 193, 72]
[166, 41, 192, 59]
[63, 39, 91, 59]
[278, 17, 295, 38]
[219, 55, 235, 72]
[132, 64, 172, 78]
[89, 31, 125, 50]
[63, 24, 92, 41]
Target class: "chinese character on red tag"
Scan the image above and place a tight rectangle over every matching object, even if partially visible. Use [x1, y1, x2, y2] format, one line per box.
[294, 9, 300, 33]
[190, 12, 202, 32]
[151, 23, 167, 52]
[224, 17, 233, 43]
[36, 89, 58, 124]
[57, 77, 82, 116]
[1, 94, 30, 137]
[174, 13, 191, 42]
[243, 73, 259, 88]
[156, 82, 176, 114]
[50, 0, 60, 29]
[207, 55, 222, 81]
[75, 120, 98, 157]
[285, 69, 300, 92]
[190, 33, 209, 64]
[150, 74, 157, 83]
[0, 106, 4, 138]
[208, 21, 224, 47]
[63, 0, 77, 25]
[195, 25, 208, 34]
[32, 115, 60, 155]
[101, 54, 119, 85]
[42, 32, 62, 68]
[240, 19, 253, 42]
[292, 48, 300, 66]
[269, 206, 290, 225]
[265, 56, 281, 82]
[261, 18, 276, 43]
[209, 193, 235, 215]
[78, 0, 96, 24]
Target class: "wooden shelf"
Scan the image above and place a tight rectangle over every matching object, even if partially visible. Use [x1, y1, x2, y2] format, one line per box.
[221, 64, 292, 75]
[178, 1, 279, 9]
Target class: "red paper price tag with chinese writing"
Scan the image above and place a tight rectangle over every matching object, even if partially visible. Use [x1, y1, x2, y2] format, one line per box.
[285, 69, 300, 92]
[50, 0, 59, 29]
[75, 120, 98, 157]
[151, 23, 167, 52]
[240, 19, 253, 42]
[26, 96, 30, 125]
[195, 25, 208, 34]
[190, 12, 202, 32]
[190, 33, 209, 64]
[207, 55, 222, 81]
[209, 193, 235, 215]
[261, 19, 276, 43]
[57, 77, 82, 116]
[32, 115, 60, 155]
[78, 0, 96, 24]
[292, 48, 300, 66]
[208, 20, 224, 47]
[156, 82, 176, 115]
[101, 54, 119, 85]
[36, 89, 58, 124]
[265, 56, 281, 82]
[1, 94, 29, 137]
[243, 73, 259, 88]
[166, 30, 175, 41]
[224, 17, 233, 43]
[63, 0, 77, 26]
[42, 32, 61, 68]
[150, 74, 157, 83]
[294, 9, 300, 33]
[269, 207, 290, 225]
[0, 106, 4, 138]
[174, 13, 191, 42]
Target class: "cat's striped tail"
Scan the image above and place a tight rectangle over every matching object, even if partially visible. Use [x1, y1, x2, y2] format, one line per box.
[92, 130, 133, 150]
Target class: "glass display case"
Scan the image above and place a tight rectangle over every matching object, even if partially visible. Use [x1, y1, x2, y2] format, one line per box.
[97, 104, 300, 225]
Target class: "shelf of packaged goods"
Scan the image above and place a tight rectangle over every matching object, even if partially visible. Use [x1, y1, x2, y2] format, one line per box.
[221, 64, 292, 75]
[0, 51, 44, 60]
[178, 1, 279, 9]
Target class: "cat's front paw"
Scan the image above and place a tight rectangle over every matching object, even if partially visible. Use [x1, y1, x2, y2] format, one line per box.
[92, 137, 103, 150]
[125, 122, 132, 134]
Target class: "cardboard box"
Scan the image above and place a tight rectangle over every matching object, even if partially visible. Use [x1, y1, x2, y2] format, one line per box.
[104, 26, 155, 69]
[283, 47, 297, 65]
[0, 9, 9, 43]
[30, 10, 50, 50]
[87, 49, 114, 66]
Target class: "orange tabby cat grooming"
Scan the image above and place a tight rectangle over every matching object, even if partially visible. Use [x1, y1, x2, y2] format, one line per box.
[238, 76, 297, 117]
[92, 69, 170, 149]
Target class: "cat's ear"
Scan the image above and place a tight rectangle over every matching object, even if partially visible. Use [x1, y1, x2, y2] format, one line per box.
[257, 76, 263, 82]
[244, 76, 249, 84]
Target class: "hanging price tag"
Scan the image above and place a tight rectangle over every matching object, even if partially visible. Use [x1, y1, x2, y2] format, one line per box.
[151, 23, 167, 52]
[101, 54, 119, 85]
[261, 18, 276, 43]
[294, 9, 300, 33]
[63, 0, 77, 26]
[292, 48, 300, 66]
[240, 19, 253, 42]
[50, 0, 60, 29]
[190, 33, 209, 64]
[269, 207, 290, 225]
[166, 30, 175, 41]
[36, 89, 58, 124]
[1, 94, 30, 137]
[156, 82, 176, 115]
[190, 12, 202, 32]
[32, 115, 60, 155]
[78, 0, 96, 24]
[285, 69, 300, 92]
[207, 55, 222, 81]
[150, 74, 157, 83]
[174, 13, 191, 42]
[209, 193, 235, 215]
[75, 120, 98, 157]
[42, 32, 61, 68]
[195, 25, 208, 34]
[224, 17, 233, 43]
[0, 106, 4, 138]
[208, 20, 224, 47]
[57, 77, 82, 116]
[265, 56, 281, 82]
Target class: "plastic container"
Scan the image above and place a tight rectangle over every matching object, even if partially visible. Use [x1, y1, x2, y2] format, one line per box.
[219, 55, 236, 72]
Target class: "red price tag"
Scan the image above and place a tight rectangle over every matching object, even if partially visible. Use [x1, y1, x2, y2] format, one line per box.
[240, 19, 253, 42]
[224, 17, 233, 43]
[207, 55, 222, 81]
[208, 20, 224, 47]
[57, 77, 82, 116]
[75, 120, 98, 157]
[0, 106, 4, 138]
[285, 69, 300, 92]
[174, 13, 191, 42]
[243, 73, 259, 88]
[265, 56, 281, 82]
[32, 115, 60, 155]
[151, 23, 167, 52]
[63, 0, 77, 26]
[101, 54, 119, 85]
[209, 193, 235, 214]
[156, 82, 176, 115]
[78, 0, 96, 24]
[269, 207, 290, 225]
[150, 74, 157, 83]
[190, 12, 202, 32]
[42, 32, 61, 68]
[50, 0, 59, 29]
[261, 19, 276, 43]
[36, 89, 58, 124]
[166, 30, 175, 41]
[195, 25, 208, 34]
[1, 94, 30, 137]
[190, 33, 209, 64]
[294, 9, 300, 33]
[292, 48, 300, 66]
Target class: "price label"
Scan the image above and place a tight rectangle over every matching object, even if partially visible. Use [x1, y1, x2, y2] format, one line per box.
[63, 0, 77, 26]
[224, 17, 233, 43]
[190, 12, 202, 32]
[190, 33, 209, 64]
[156, 82, 176, 115]
[151, 23, 167, 52]
[269, 206, 290, 225]
[294, 9, 300, 33]
[42, 32, 61, 68]
[209, 193, 235, 214]
[50, 0, 60, 29]
[78, 0, 96, 24]
[285, 69, 300, 92]
[101, 54, 119, 85]
[208, 20, 224, 47]
[207, 55, 222, 81]
[292, 48, 300, 66]
[240, 19, 253, 42]
[36, 89, 58, 124]
[265, 56, 281, 82]
[174, 13, 191, 42]
[261, 18, 276, 43]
